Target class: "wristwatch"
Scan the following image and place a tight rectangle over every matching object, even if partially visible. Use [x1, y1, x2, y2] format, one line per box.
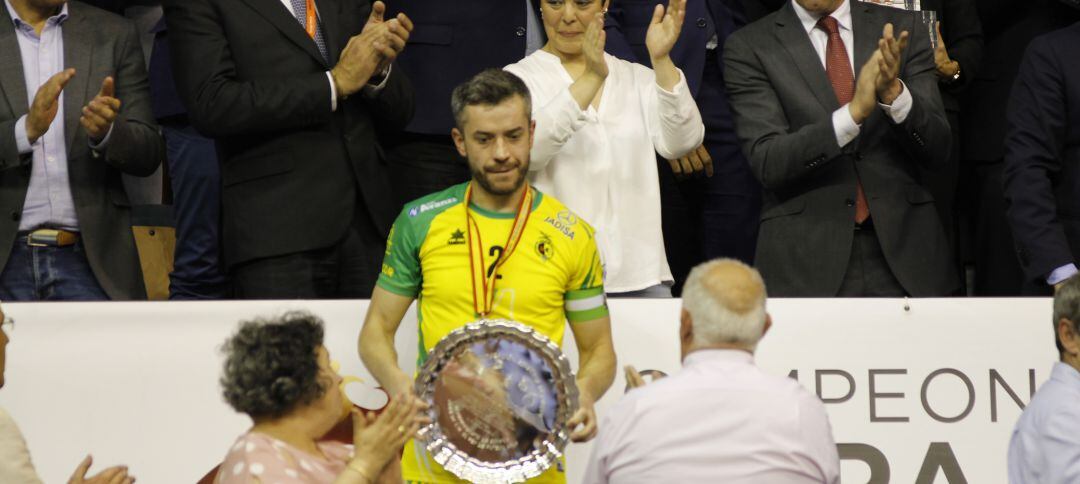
[942, 63, 961, 84]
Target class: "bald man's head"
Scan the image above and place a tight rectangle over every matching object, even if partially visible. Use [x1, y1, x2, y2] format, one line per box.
[680, 259, 769, 353]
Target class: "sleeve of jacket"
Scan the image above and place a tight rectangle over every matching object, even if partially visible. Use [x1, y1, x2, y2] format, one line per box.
[1003, 36, 1072, 283]
[886, 14, 951, 169]
[940, 0, 983, 95]
[99, 20, 164, 178]
[722, 31, 844, 193]
[162, 0, 334, 138]
[355, 64, 414, 133]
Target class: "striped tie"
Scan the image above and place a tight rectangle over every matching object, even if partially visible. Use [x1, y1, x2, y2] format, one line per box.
[290, 0, 329, 63]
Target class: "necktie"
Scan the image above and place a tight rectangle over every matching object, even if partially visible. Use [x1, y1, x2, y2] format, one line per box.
[818, 16, 869, 223]
[290, 0, 329, 63]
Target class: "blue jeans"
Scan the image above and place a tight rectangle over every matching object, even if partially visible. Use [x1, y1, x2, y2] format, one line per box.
[0, 238, 109, 300]
[164, 125, 227, 299]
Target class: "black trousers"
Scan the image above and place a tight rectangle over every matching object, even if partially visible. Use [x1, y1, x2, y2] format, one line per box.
[230, 205, 385, 299]
[837, 221, 907, 297]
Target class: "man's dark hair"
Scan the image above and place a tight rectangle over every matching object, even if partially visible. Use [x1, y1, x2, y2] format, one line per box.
[220, 311, 327, 420]
[450, 69, 532, 130]
[1053, 276, 1080, 355]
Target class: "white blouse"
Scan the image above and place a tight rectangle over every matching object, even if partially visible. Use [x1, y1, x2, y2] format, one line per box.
[505, 50, 704, 292]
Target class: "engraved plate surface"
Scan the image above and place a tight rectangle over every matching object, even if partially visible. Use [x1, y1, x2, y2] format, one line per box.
[415, 320, 579, 483]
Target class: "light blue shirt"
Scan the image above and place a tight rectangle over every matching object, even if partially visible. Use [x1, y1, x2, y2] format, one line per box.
[1008, 362, 1080, 483]
[6, 0, 109, 232]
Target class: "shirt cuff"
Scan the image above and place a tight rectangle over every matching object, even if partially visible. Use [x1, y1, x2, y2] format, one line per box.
[88, 124, 115, 151]
[833, 105, 861, 148]
[361, 64, 392, 98]
[326, 71, 338, 112]
[13, 116, 33, 154]
[878, 80, 912, 124]
[1048, 264, 1078, 286]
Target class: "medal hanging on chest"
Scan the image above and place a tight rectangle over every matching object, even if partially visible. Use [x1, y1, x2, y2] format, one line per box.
[465, 183, 534, 317]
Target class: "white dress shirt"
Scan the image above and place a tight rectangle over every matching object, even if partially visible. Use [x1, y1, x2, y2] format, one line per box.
[0, 407, 43, 484]
[505, 51, 704, 292]
[1008, 362, 1080, 483]
[583, 350, 840, 484]
[791, 0, 912, 148]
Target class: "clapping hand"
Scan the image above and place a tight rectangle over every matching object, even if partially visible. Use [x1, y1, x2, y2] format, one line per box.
[26, 68, 75, 144]
[933, 22, 960, 80]
[645, 0, 686, 63]
[80, 77, 121, 143]
[67, 455, 134, 484]
[875, 23, 909, 105]
[331, 1, 413, 98]
[346, 393, 430, 482]
[583, 14, 608, 80]
[362, 1, 412, 76]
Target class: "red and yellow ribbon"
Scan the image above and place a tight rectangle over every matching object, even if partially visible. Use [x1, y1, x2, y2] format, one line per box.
[465, 182, 534, 317]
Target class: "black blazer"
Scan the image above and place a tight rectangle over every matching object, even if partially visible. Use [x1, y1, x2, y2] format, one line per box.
[1003, 22, 1080, 285]
[723, 2, 956, 296]
[919, 0, 982, 113]
[0, 2, 163, 299]
[163, 0, 413, 268]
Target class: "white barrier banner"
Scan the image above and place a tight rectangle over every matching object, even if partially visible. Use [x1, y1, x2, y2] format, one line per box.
[0, 298, 1056, 483]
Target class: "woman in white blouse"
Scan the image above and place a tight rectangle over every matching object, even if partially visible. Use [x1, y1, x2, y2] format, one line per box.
[505, 0, 704, 294]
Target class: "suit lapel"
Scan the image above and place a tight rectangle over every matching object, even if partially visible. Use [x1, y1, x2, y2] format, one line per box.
[62, 7, 91, 152]
[238, 0, 328, 67]
[773, 3, 838, 112]
[851, 1, 879, 78]
[0, 6, 29, 116]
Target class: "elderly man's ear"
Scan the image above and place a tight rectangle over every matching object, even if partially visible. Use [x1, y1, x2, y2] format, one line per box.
[1059, 318, 1080, 357]
[762, 313, 773, 338]
[680, 308, 693, 343]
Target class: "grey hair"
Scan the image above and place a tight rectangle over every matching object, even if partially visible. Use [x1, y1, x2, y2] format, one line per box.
[450, 69, 532, 130]
[681, 259, 768, 351]
[1053, 276, 1080, 354]
[220, 311, 327, 420]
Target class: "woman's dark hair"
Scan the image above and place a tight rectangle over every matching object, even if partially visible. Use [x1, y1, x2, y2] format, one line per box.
[220, 311, 327, 420]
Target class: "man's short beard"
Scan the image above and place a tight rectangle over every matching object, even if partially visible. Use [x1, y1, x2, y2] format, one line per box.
[472, 164, 528, 196]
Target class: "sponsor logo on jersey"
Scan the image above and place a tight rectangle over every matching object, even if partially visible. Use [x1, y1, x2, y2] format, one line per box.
[544, 216, 576, 240]
[448, 228, 466, 246]
[557, 210, 578, 226]
[535, 233, 555, 261]
[410, 197, 459, 217]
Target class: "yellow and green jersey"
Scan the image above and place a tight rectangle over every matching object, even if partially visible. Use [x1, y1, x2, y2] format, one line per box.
[376, 182, 608, 484]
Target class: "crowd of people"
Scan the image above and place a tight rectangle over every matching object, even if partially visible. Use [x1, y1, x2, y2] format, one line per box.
[1, 0, 1078, 301]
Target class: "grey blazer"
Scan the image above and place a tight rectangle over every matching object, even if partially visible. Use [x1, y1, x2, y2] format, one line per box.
[723, 1, 956, 297]
[0, 1, 164, 299]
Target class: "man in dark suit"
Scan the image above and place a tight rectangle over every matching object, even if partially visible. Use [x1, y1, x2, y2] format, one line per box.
[0, 0, 163, 300]
[723, 0, 955, 297]
[605, 0, 761, 296]
[1003, 22, 1080, 292]
[963, 0, 1080, 295]
[164, 0, 414, 298]
[382, 0, 543, 208]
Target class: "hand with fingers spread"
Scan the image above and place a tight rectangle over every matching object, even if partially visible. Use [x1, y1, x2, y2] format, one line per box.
[81, 77, 122, 143]
[68, 455, 135, 484]
[26, 68, 75, 144]
[875, 23, 909, 105]
[644, 0, 686, 63]
[346, 393, 430, 482]
[667, 144, 714, 179]
[567, 391, 599, 442]
[932, 21, 960, 80]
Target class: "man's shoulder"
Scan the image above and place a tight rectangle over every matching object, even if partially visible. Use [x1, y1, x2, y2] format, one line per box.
[397, 183, 468, 227]
[69, 1, 133, 29]
[533, 189, 597, 242]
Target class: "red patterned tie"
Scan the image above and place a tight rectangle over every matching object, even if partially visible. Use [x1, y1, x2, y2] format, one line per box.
[818, 16, 869, 223]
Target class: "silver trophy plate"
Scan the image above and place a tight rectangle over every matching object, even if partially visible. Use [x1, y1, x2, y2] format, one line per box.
[414, 319, 579, 483]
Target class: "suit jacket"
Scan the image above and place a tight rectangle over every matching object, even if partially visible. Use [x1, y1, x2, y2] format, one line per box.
[163, 0, 413, 268]
[962, 0, 1080, 162]
[1003, 22, 1080, 284]
[0, 1, 162, 300]
[722, 1, 955, 296]
[384, 0, 539, 136]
